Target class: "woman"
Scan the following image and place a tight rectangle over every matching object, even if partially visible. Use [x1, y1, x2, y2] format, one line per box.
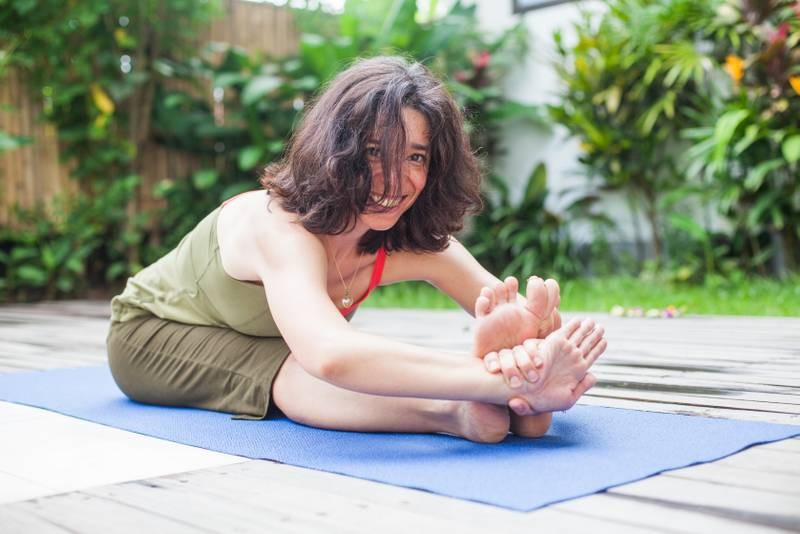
[108, 56, 606, 443]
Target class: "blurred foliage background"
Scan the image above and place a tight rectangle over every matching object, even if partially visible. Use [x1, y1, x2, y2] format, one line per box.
[0, 0, 798, 314]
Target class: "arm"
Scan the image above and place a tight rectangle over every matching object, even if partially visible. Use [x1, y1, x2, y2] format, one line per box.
[382, 237, 559, 418]
[380, 236, 500, 314]
[249, 225, 527, 406]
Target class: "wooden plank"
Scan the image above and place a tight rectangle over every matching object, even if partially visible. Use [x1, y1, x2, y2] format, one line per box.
[760, 438, 800, 453]
[588, 387, 800, 415]
[661, 463, 800, 495]
[3, 493, 211, 534]
[0, 506, 73, 534]
[595, 365, 800, 388]
[717, 448, 800, 475]
[608, 477, 800, 531]
[553, 493, 783, 534]
[78, 460, 649, 533]
[577, 396, 800, 425]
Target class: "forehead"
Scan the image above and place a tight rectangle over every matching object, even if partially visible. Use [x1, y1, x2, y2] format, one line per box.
[401, 107, 429, 144]
[370, 107, 430, 145]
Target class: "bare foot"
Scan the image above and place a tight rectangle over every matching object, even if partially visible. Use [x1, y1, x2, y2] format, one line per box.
[473, 276, 561, 358]
[473, 276, 562, 437]
[514, 318, 606, 413]
[451, 401, 511, 444]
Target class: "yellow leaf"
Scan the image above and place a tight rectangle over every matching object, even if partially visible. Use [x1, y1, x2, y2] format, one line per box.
[90, 83, 114, 115]
[114, 28, 128, 46]
[790, 76, 800, 96]
[724, 55, 744, 84]
[92, 114, 109, 129]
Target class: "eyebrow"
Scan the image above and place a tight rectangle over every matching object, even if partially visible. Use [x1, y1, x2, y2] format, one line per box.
[367, 139, 429, 152]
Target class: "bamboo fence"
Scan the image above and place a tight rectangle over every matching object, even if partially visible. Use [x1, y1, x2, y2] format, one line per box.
[0, 0, 299, 229]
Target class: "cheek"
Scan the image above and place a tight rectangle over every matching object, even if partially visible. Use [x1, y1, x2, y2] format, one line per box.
[412, 169, 428, 191]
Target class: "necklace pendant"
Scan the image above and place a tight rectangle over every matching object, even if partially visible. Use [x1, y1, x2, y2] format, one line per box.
[341, 294, 353, 308]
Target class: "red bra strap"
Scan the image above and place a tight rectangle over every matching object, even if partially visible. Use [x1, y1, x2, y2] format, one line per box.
[368, 247, 387, 292]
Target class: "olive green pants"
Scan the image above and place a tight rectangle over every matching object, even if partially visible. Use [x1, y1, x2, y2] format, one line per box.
[107, 315, 292, 420]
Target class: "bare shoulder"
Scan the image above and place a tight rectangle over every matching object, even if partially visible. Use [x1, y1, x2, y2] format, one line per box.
[216, 190, 324, 282]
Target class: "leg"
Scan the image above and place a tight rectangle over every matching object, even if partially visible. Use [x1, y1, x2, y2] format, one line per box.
[271, 354, 511, 443]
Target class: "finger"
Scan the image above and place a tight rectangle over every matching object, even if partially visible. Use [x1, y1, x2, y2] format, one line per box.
[585, 338, 607, 367]
[513, 345, 538, 383]
[509, 397, 534, 416]
[522, 338, 544, 367]
[579, 325, 605, 353]
[475, 295, 491, 319]
[498, 348, 523, 389]
[568, 318, 595, 345]
[504, 276, 519, 299]
[483, 351, 501, 373]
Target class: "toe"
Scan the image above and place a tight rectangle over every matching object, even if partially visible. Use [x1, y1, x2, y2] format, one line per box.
[525, 276, 548, 318]
[475, 295, 491, 318]
[544, 279, 560, 309]
[568, 318, 595, 345]
[572, 372, 597, 400]
[480, 286, 494, 310]
[504, 276, 519, 298]
[579, 325, 604, 353]
[585, 338, 607, 366]
[493, 280, 510, 304]
[554, 317, 581, 339]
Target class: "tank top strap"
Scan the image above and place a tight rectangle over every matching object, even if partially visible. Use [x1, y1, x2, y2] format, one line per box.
[339, 246, 387, 316]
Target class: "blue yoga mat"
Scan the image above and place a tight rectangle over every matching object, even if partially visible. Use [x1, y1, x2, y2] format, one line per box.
[1, 365, 797, 511]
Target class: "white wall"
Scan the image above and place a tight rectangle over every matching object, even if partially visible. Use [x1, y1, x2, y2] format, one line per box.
[475, 0, 640, 246]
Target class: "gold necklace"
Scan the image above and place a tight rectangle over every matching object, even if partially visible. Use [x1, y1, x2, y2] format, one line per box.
[329, 243, 365, 308]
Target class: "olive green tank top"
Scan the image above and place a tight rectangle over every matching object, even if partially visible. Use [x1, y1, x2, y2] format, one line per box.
[110, 203, 387, 337]
[110, 207, 284, 336]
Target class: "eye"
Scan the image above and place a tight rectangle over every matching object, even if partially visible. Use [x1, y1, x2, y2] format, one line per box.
[409, 153, 427, 164]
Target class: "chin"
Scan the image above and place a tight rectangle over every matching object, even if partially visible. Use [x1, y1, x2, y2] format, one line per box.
[362, 212, 404, 232]
[367, 218, 400, 232]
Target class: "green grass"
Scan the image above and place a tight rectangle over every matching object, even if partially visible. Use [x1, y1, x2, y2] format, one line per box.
[362, 276, 800, 316]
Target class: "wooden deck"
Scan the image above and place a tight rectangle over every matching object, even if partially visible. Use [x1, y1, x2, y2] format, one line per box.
[0, 301, 798, 533]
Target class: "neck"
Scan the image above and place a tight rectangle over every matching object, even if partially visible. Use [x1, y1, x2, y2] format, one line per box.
[323, 222, 370, 262]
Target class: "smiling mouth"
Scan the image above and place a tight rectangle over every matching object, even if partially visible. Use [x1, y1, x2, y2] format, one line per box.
[370, 193, 406, 209]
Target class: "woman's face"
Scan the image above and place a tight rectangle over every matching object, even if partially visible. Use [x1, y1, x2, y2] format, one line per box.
[359, 107, 430, 232]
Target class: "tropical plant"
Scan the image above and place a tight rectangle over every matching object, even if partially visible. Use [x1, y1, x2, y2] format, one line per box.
[681, 0, 800, 274]
[150, 0, 543, 254]
[0, 0, 219, 300]
[465, 162, 611, 279]
[550, 0, 720, 267]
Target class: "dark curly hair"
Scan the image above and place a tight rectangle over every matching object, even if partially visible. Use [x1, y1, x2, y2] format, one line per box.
[261, 56, 482, 253]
